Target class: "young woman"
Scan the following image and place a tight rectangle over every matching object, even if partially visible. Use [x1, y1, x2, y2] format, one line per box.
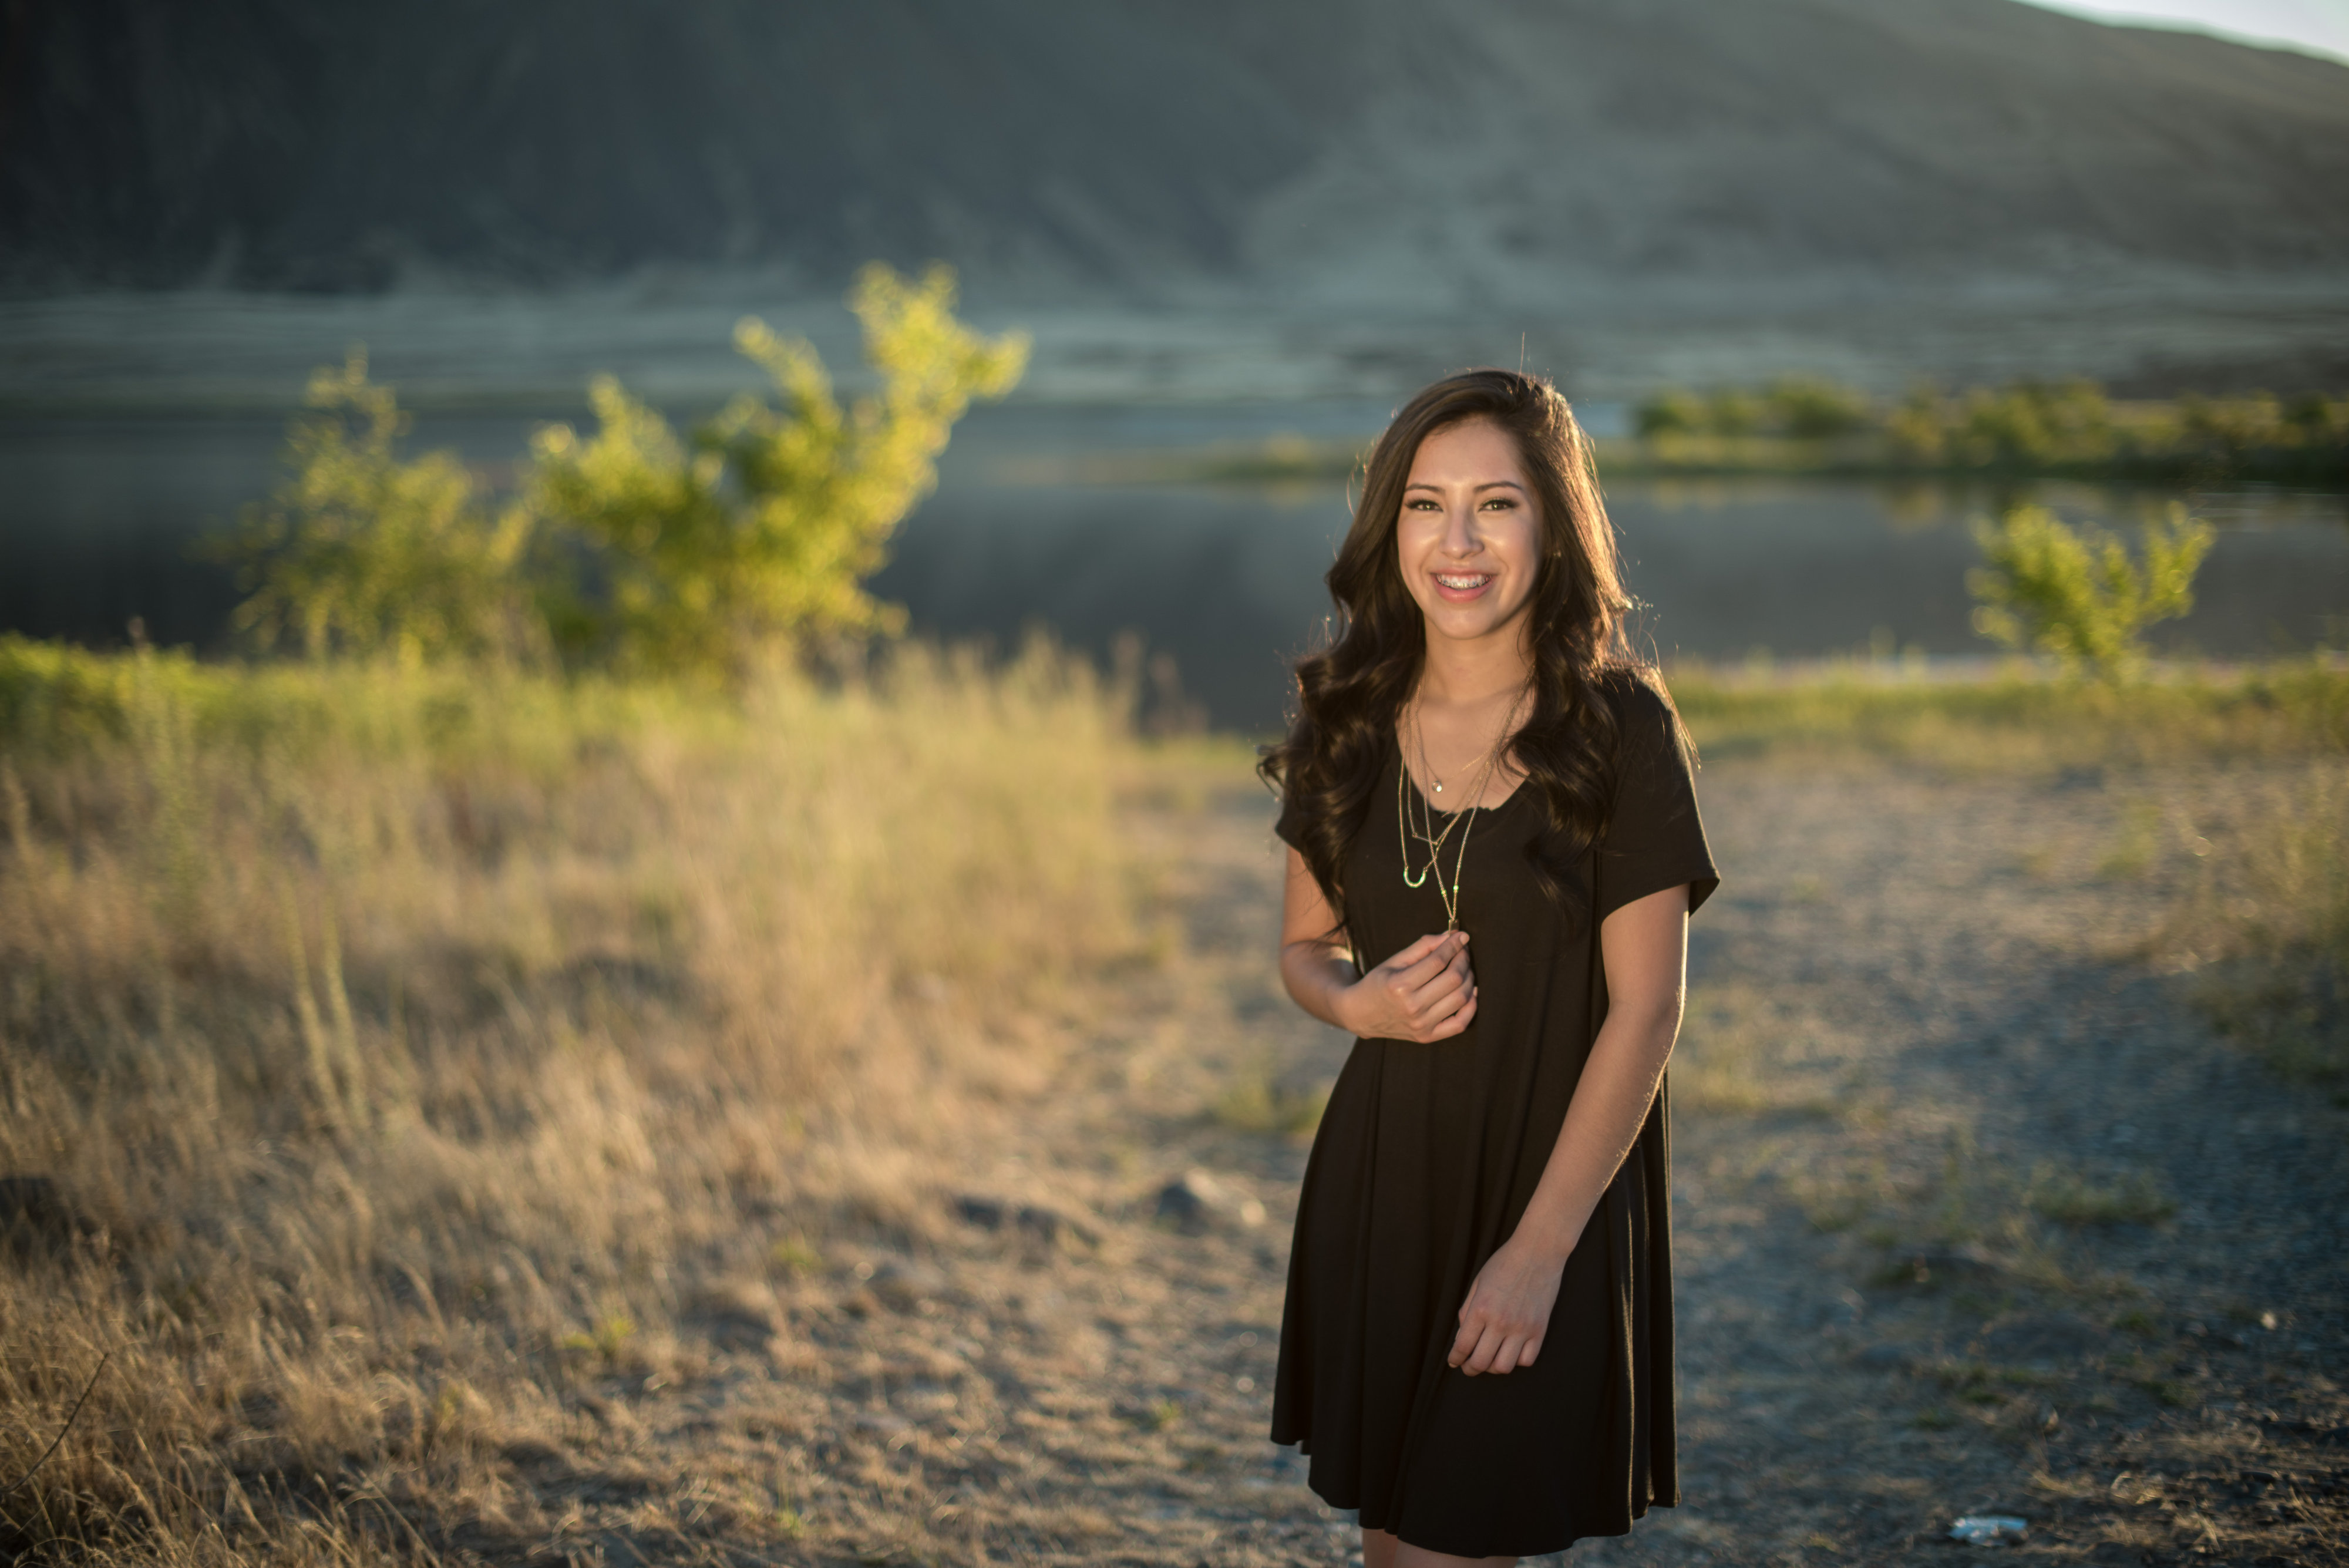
[1261, 369, 1718, 1566]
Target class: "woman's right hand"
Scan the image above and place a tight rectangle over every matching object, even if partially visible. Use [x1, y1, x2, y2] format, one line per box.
[1335, 930, 1477, 1042]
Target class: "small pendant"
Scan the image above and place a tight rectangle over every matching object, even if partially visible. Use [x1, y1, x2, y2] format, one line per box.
[1432, 782, 1443, 793]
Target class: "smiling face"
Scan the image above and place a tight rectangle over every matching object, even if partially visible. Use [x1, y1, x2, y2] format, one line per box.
[1395, 416, 1545, 655]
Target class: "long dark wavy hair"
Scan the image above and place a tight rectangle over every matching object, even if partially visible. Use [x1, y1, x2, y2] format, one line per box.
[1260, 367, 1660, 931]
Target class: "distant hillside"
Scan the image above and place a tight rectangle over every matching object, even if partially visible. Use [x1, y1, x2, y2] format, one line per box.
[4, 0, 2346, 302]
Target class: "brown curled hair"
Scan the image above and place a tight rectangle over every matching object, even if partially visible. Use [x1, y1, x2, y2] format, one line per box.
[1260, 367, 1670, 931]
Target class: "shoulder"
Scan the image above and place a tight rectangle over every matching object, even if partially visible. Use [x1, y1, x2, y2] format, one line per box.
[1592, 664, 1684, 752]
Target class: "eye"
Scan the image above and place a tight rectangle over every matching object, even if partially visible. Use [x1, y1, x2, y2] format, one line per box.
[1480, 496, 1517, 510]
[1404, 497, 1441, 511]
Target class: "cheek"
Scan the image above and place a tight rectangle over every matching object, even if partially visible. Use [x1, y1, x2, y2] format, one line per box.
[1497, 514, 1544, 573]
[1393, 518, 1444, 586]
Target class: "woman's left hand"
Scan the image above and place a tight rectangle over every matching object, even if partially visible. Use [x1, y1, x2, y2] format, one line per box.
[1447, 1238, 1566, 1375]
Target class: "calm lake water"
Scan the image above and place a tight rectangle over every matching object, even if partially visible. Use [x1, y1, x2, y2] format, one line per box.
[4, 403, 2344, 734]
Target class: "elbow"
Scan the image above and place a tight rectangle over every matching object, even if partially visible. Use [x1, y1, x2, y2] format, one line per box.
[1277, 941, 1327, 1007]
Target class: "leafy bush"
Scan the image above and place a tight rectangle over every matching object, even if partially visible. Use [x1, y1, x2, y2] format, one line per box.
[216, 351, 537, 665]
[529, 264, 1027, 677]
[1967, 503, 2214, 678]
[218, 264, 1027, 682]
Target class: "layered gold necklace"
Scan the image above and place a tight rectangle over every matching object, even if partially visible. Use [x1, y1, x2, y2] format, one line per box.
[1397, 682, 1530, 931]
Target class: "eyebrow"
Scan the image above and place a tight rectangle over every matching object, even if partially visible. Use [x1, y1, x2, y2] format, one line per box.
[1403, 479, 1527, 493]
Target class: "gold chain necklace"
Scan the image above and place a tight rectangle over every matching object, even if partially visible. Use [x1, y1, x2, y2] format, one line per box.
[1396, 684, 1530, 931]
[1395, 703, 1493, 884]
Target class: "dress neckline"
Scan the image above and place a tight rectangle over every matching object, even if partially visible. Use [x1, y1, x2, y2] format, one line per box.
[1394, 740, 1527, 820]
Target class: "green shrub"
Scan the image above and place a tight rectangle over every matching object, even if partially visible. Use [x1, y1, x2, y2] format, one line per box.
[529, 264, 1027, 678]
[216, 351, 537, 665]
[1967, 503, 2213, 678]
[216, 265, 1026, 683]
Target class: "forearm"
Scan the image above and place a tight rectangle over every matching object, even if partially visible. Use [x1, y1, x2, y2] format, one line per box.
[1508, 998, 1681, 1262]
[1280, 940, 1360, 1031]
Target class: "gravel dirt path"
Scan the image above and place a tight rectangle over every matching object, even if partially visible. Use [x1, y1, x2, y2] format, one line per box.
[510, 756, 2346, 1566]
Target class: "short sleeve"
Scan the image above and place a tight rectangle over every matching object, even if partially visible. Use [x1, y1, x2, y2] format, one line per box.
[1594, 677, 1719, 923]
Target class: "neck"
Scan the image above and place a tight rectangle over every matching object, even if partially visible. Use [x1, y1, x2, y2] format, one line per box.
[1416, 621, 1533, 708]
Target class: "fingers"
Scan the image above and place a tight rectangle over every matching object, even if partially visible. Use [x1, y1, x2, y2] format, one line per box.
[1451, 1323, 1534, 1377]
[1456, 1327, 1539, 1376]
[1386, 931, 1466, 992]
[1427, 991, 1478, 1040]
[1450, 1277, 1544, 1375]
[1373, 932, 1478, 1042]
[1446, 1317, 1491, 1372]
[1416, 944, 1476, 1037]
[1385, 931, 1454, 972]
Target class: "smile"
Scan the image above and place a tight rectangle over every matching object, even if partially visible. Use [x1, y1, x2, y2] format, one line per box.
[1433, 572, 1495, 596]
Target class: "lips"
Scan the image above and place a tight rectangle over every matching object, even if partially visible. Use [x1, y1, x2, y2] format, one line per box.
[1433, 571, 1495, 600]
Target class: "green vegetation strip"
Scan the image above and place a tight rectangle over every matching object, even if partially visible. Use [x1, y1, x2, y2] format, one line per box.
[1671, 660, 2349, 770]
[1101, 379, 2348, 487]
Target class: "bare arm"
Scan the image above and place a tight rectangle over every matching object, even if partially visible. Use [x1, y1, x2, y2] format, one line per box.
[1447, 881, 1690, 1375]
[1278, 846, 1478, 1042]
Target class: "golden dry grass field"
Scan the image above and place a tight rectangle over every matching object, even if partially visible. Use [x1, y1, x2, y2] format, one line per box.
[2, 645, 2344, 1567]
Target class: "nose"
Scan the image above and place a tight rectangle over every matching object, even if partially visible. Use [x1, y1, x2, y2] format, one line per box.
[1441, 500, 1483, 557]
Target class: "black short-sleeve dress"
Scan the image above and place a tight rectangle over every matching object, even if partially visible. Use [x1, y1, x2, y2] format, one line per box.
[1270, 674, 1718, 1559]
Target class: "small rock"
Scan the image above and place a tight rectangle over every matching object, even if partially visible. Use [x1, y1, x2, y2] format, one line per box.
[953, 1194, 1007, 1230]
[868, 1257, 948, 1311]
[686, 1280, 781, 1348]
[955, 1194, 1096, 1248]
[1947, 1514, 2027, 1546]
[1155, 1169, 1266, 1235]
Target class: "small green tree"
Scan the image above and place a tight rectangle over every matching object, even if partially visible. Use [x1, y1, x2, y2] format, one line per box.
[1967, 503, 2214, 677]
[220, 351, 536, 664]
[528, 263, 1028, 679]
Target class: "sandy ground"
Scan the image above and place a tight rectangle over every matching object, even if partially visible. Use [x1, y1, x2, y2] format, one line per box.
[484, 755, 2346, 1567]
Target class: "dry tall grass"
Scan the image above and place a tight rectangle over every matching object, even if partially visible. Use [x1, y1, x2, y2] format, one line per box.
[1671, 657, 2349, 772]
[0, 638, 1146, 1564]
[8, 643, 2345, 1562]
[2172, 762, 2349, 1096]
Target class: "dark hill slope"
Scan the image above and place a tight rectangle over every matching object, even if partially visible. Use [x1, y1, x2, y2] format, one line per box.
[3, 0, 2345, 297]
[0, 0, 1318, 290]
[1218, 0, 2349, 308]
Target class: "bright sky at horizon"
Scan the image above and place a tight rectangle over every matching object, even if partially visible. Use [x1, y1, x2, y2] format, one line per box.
[2017, 0, 2349, 62]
